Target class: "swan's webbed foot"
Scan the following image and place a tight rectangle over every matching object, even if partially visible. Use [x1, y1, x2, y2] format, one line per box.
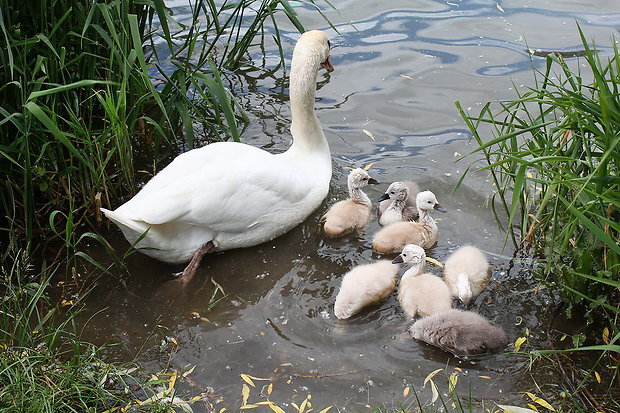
[172, 241, 215, 282]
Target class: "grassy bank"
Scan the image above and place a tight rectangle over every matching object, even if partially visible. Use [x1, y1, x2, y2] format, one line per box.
[456, 26, 619, 411]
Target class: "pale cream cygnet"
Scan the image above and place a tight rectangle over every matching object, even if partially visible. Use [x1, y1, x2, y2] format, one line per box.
[443, 245, 491, 305]
[320, 168, 378, 238]
[377, 180, 419, 224]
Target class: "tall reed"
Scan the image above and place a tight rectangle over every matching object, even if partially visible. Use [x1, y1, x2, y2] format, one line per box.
[455, 26, 619, 319]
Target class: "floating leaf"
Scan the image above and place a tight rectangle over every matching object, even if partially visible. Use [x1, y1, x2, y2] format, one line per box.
[267, 383, 273, 395]
[496, 405, 538, 413]
[448, 372, 458, 393]
[496, 3, 505, 12]
[429, 380, 439, 404]
[168, 371, 178, 390]
[191, 396, 202, 402]
[242, 384, 250, 406]
[240, 374, 255, 387]
[423, 368, 443, 386]
[480, 376, 492, 379]
[403, 386, 410, 397]
[524, 392, 556, 411]
[527, 405, 539, 412]
[454, 152, 462, 157]
[595, 371, 601, 383]
[560, 334, 567, 341]
[268, 404, 286, 413]
[317, 408, 332, 413]
[425, 256, 444, 268]
[363, 162, 376, 171]
[400, 74, 414, 80]
[362, 129, 375, 140]
[514, 337, 527, 352]
[183, 365, 196, 377]
[240, 405, 257, 409]
[299, 397, 309, 413]
[219, 409, 227, 413]
[602, 327, 610, 344]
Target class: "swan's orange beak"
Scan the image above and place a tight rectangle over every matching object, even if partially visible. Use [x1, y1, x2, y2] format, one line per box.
[321, 56, 334, 72]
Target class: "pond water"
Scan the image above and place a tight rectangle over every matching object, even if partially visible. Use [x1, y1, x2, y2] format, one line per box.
[81, 0, 620, 410]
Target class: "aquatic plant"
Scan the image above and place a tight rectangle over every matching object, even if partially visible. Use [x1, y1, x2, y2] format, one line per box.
[455, 26, 619, 321]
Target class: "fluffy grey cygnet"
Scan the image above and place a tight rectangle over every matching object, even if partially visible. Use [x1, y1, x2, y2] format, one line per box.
[408, 309, 508, 356]
[377, 181, 420, 224]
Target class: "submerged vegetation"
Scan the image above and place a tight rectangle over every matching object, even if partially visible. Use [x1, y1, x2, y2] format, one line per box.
[457, 26, 619, 410]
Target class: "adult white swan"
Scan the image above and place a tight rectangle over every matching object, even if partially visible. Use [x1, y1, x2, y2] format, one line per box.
[101, 30, 335, 280]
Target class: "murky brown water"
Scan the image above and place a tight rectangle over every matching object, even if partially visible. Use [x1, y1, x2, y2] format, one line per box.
[80, 0, 619, 410]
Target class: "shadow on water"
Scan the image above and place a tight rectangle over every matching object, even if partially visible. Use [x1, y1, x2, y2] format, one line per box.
[79, 0, 620, 409]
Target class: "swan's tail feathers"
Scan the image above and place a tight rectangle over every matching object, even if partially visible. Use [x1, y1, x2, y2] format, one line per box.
[100, 208, 151, 240]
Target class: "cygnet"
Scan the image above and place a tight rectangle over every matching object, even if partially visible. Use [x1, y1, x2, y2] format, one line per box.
[443, 245, 491, 305]
[392, 244, 452, 318]
[334, 260, 399, 319]
[377, 181, 419, 224]
[320, 168, 378, 237]
[408, 309, 508, 356]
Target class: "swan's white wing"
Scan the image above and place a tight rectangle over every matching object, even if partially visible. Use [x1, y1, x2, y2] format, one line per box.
[116, 142, 315, 233]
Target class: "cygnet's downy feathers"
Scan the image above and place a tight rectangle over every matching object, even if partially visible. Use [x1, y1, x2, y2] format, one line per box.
[334, 260, 399, 319]
[377, 180, 419, 224]
[372, 190, 446, 254]
[392, 244, 452, 318]
[408, 309, 508, 356]
[443, 245, 491, 305]
[320, 168, 378, 238]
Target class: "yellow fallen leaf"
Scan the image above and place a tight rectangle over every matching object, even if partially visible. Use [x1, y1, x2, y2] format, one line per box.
[527, 404, 539, 412]
[425, 256, 444, 268]
[168, 371, 177, 390]
[268, 404, 286, 413]
[363, 162, 376, 171]
[454, 152, 462, 157]
[242, 384, 250, 406]
[299, 397, 309, 413]
[240, 405, 258, 409]
[595, 371, 601, 383]
[183, 365, 196, 377]
[317, 408, 332, 413]
[240, 374, 255, 387]
[560, 334, 567, 341]
[602, 327, 609, 344]
[480, 376, 492, 379]
[268, 382, 273, 395]
[424, 368, 443, 386]
[514, 337, 527, 352]
[430, 380, 439, 404]
[403, 386, 410, 397]
[191, 396, 202, 402]
[448, 372, 458, 392]
[400, 74, 414, 80]
[362, 129, 375, 140]
[496, 3, 505, 12]
[524, 392, 556, 411]
[219, 408, 227, 413]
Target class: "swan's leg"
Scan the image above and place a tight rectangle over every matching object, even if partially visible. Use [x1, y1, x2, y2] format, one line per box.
[174, 241, 214, 281]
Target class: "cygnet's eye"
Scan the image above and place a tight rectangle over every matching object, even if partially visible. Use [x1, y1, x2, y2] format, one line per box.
[327, 40, 332, 49]
[390, 191, 395, 195]
[427, 200, 433, 204]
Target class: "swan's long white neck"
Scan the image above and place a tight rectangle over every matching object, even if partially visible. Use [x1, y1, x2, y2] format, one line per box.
[288, 48, 329, 154]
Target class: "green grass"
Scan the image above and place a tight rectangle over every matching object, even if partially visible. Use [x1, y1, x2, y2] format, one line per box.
[455, 26, 619, 320]
[455, 25, 619, 411]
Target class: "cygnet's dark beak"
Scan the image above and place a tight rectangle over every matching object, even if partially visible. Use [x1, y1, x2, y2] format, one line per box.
[392, 255, 404, 264]
[368, 177, 379, 185]
[321, 56, 334, 72]
[378, 193, 390, 202]
[434, 203, 447, 213]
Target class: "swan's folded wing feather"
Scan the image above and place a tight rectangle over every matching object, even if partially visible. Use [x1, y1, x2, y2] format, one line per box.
[116, 142, 313, 232]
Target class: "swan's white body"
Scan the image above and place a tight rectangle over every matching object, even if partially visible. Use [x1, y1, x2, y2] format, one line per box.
[101, 30, 334, 265]
[334, 260, 398, 319]
[443, 245, 491, 305]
